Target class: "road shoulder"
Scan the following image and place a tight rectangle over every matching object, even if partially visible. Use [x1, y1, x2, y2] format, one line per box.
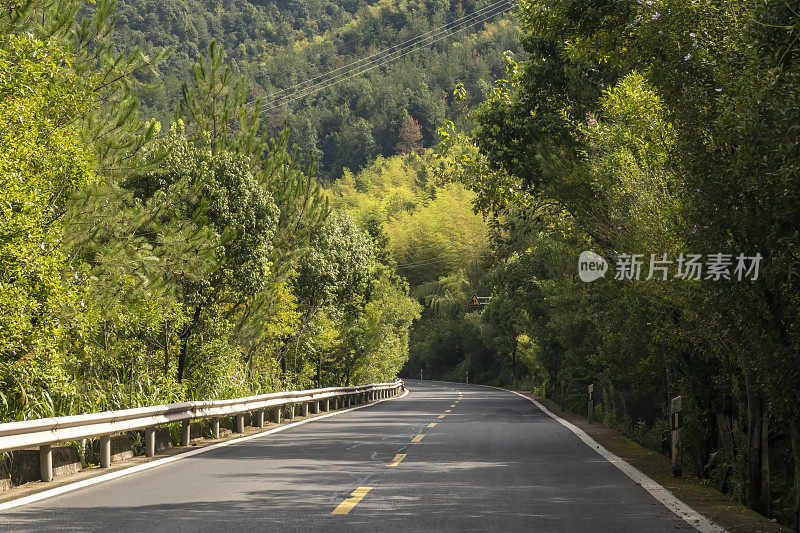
[526, 393, 787, 533]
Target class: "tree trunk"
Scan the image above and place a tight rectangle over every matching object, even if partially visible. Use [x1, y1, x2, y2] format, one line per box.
[162, 320, 170, 376]
[759, 412, 770, 517]
[177, 304, 202, 383]
[790, 419, 800, 531]
[742, 356, 766, 514]
[512, 345, 517, 389]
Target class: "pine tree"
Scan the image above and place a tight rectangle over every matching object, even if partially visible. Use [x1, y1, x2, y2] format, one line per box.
[178, 41, 329, 275]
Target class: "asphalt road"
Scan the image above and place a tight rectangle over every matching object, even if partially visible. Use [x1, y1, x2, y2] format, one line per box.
[0, 380, 694, 532]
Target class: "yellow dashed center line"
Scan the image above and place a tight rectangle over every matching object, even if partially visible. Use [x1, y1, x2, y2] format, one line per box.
[450, 404, 456, 408]
[427, 422, 437, 428]
[445, 409, 451, 413]
[437, 415, 446, 419]
[386, 454, 407, 467]
[331, 487, 373, 515]
[411, 434, 425, 443]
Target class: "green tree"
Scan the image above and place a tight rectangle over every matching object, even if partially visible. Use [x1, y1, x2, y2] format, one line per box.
[0, 33, 95, 418]
[127, 133, 279, 383]
[178, 41, 329, 273]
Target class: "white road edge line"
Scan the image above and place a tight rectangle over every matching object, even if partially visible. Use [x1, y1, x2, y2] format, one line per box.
[0, 388, 410, 512]
[494, 386, 726, 533]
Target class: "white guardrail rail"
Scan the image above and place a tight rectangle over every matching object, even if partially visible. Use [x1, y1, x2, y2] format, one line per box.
[0, 379, 404, 482]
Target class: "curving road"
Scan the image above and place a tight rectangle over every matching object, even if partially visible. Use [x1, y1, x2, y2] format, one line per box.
[0, 380, 695, 532]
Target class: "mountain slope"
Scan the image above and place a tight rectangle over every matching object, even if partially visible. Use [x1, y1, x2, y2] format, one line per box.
[108, 0, 523, 179]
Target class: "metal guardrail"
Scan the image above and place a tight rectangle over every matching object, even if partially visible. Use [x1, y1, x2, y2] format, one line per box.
[0, 379, 404, 482]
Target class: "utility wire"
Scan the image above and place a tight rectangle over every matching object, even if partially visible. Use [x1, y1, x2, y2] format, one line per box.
[263, 0, 516, 112]
[264, 0, 513, 104]
[264, 1, 512, 110]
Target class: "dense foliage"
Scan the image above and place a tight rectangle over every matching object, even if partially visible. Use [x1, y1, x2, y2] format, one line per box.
[0, 0, 419, 422]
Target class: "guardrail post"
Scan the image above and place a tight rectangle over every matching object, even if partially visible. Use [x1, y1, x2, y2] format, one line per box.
[272, 406, 282, 424]
[288, 403, 295, 420]
[302, 402, 310, 417]
[313, 400, 320, 414]
[100, 434, 112, 467]
[212, 417, 220, 438]
[255, 410, 265, 428]
[181, 420, 191, 446]
[39, 444, 53, 482]
[671, 396, 682, 477]
[587, 384, 594, 424]
[235, 414, 245, 433]
[324, 398, 330, 411]
[145, 426, 156, 457]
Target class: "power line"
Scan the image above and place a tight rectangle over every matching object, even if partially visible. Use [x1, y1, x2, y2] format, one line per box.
[264, 0, 513, 104]
[263, 0, 516, 112]
[264, 1, 513, 110]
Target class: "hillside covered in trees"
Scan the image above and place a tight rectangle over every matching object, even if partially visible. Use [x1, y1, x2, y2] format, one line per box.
[110, 0, 523, 180]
